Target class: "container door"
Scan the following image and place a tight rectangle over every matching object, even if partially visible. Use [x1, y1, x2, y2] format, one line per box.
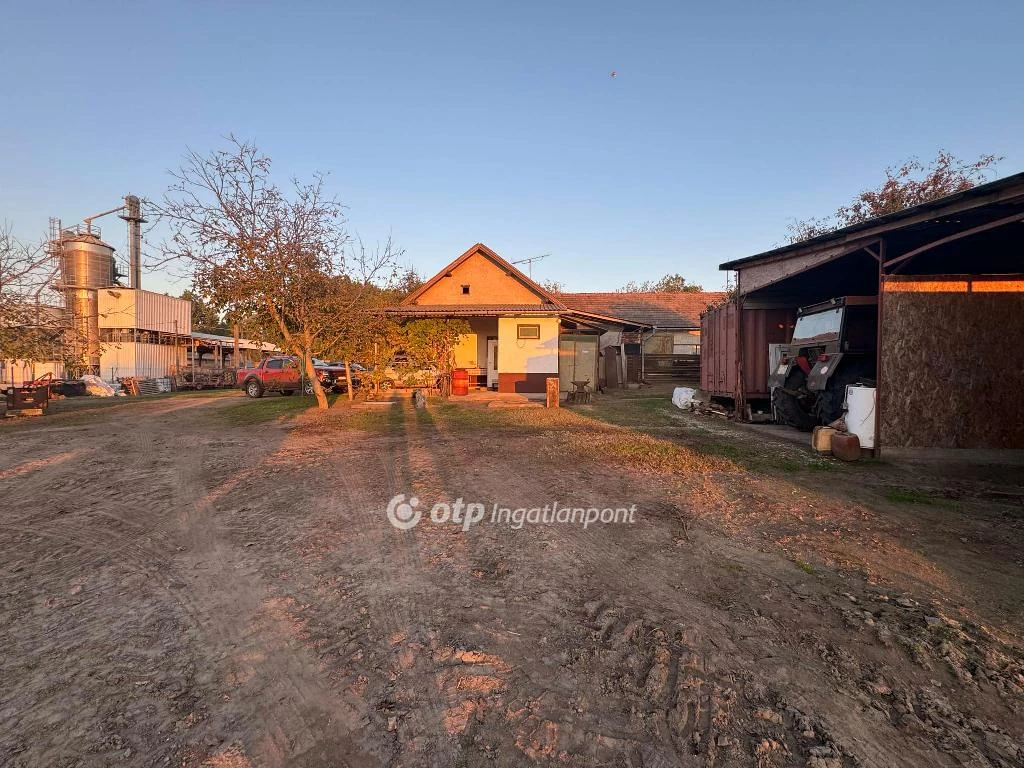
[577, 340, 597, 387]
[558, 339, 575, 392]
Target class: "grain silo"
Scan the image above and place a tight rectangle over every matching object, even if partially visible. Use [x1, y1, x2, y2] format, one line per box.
[56, 227, 117, 374]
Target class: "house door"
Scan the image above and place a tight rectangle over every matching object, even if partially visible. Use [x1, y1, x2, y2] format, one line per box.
[486, 338, 498, 389]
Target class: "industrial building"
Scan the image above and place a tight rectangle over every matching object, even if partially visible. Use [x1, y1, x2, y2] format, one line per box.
[2, 196, 275, 388]
[701, 171, 1024, 451]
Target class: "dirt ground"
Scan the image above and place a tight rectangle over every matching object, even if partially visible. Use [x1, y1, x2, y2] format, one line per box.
[0, 387, 1021, 767]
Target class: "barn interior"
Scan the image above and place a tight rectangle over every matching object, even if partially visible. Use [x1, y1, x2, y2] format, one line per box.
[719, 172, 1024, 450]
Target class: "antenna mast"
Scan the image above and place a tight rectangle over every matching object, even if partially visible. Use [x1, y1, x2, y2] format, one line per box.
[511, 253, 550, 279]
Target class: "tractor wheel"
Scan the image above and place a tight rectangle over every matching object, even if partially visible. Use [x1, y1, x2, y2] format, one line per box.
[244, 379, 264, 399]
[816, 361, 873, 425]
[772, 369, 818, 431]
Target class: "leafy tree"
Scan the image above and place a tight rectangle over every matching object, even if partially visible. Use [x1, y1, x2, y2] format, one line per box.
[787, 151, 1001, 243]
[180, 289, 226, 332]
[313, 266, 400, 400]
[616, 273, 704, 292]
[394, 267, 424, 297]
[402, 318, 472, 397]
[152, 137, 398, 409]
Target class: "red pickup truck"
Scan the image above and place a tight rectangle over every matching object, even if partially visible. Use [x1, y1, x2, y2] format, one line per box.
[238, 356, 359, 398]
[238, 356, 301, 398]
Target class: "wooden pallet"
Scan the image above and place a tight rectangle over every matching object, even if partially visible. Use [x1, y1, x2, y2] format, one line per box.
[3, 407, 46, 418]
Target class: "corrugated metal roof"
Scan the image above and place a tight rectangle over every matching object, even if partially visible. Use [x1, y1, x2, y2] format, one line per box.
[190, 331, 279, 351]
[719, 170, 1024, 271]
[556, 292, 727, 329]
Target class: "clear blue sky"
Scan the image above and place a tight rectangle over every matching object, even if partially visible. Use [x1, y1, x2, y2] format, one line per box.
[2, 1, 1021, 295]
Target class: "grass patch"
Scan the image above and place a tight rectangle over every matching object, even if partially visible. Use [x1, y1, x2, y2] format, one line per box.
[795, 559, 817, 575]
[884, 487, 939, 505]
[778, 456, 835, 473]
[430, 402, 590, 433]
[217, 394, 322, 426]
[345, 402, 406, 432]
[428, 397, 737, 475]
[557, 429, 735, 475]
[1, 390, 238, 430]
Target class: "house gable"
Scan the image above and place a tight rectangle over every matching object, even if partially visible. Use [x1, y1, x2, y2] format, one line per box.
[403, 244, 564, 308]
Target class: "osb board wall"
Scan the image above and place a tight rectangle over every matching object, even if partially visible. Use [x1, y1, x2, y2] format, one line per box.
[880, 275, 1024, 448]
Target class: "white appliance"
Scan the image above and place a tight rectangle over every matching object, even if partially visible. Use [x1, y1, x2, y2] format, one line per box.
[845, 385, 877, 449]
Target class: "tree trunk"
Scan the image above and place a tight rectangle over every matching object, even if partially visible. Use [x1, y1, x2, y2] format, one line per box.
[344, 360, 355, 401]
[302, 353, 328, 409]
[265, 300, 329, 408]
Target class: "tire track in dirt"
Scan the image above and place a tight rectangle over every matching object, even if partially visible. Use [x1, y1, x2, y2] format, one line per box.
[0, 397, 250, 766]
[161, 414, 377, 767]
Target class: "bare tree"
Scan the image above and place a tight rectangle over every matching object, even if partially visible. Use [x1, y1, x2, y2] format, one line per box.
[151, 137, 399, 409]
[787, 151, 1002, 243]
[0, 225, 68, 377]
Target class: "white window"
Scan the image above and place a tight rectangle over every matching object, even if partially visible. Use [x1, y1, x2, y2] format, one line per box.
[672, 332, 699, 354]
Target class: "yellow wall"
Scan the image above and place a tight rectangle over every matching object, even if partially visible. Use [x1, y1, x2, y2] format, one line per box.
[412, 251, 547, 305]
[451, 317, 499, 373]
[497, 317, 559, 373]
[453, 333, 478, 368]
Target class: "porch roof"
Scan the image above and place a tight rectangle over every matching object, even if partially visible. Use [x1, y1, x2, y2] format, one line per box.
[386, 304, 562, 317]
[385, 304, 649, 331]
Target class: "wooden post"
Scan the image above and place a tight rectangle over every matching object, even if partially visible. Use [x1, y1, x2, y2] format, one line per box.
[546, 376, 560, 408]
[233, 323, 240, 369]
[874, 239, 885, 458]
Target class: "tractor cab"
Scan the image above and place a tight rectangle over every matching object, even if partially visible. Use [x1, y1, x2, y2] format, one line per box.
[769, 296, 877, 430]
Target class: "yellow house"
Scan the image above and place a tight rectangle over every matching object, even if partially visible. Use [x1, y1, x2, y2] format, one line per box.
[393, 244, 642, 394]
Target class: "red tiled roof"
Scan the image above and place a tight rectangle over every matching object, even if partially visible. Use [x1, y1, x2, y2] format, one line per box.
[555, 292, 727, 329]
[387, 304, 562, 317]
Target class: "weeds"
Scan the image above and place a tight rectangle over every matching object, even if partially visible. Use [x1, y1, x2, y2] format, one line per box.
[795, 559, 817, 575]
[885, 487, 938, 505]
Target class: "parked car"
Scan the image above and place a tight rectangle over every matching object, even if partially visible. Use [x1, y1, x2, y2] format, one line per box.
[238, 356, 301, 398]
[377, 364, 441, 390]
[309, 359, 360, 394]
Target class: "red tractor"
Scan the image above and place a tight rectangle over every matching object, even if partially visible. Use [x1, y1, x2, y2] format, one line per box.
[769, 296, 877, 430]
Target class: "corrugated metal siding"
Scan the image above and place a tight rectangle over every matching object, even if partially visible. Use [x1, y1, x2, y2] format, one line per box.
[100, 342, 183, 380]
[97, 289, 192, 334]
[3, 360, 64, 386]
[742, 308, 796, 397]
[701, 303, 796, 400]
[136, 291, 191, 334]
[701, 302, 737, 396]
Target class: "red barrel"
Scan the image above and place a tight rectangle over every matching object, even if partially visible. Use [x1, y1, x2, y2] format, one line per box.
[452, 368, 469, 396]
